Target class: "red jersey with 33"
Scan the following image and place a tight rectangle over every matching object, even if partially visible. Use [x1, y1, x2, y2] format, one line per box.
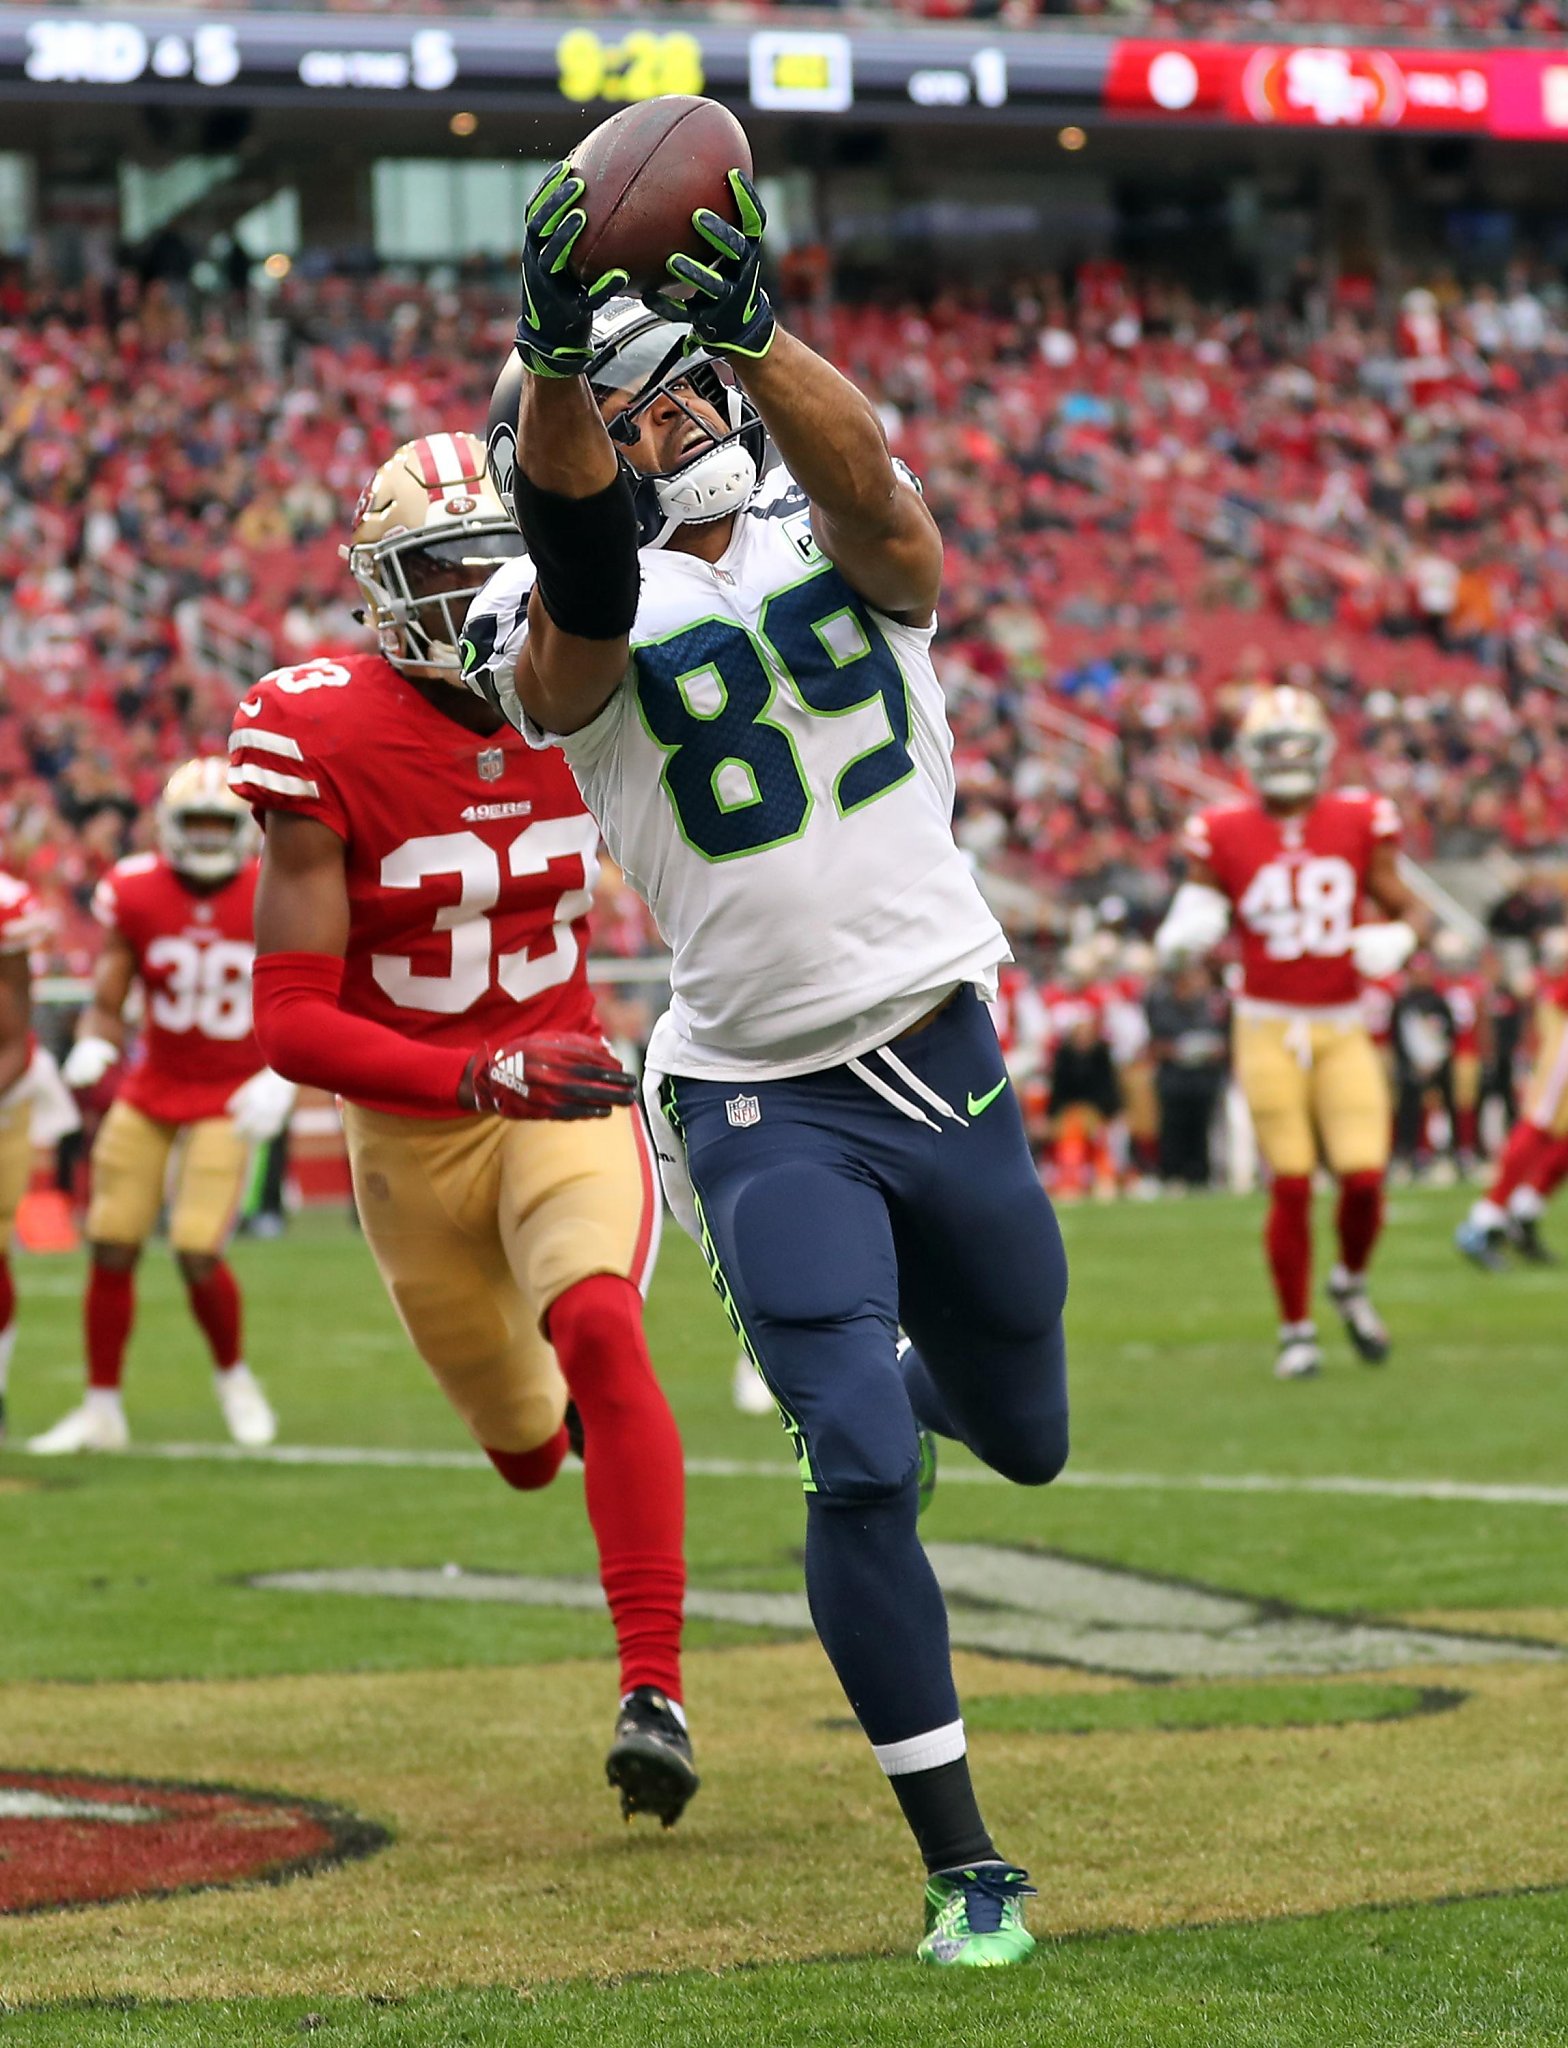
[229, 655, 601, 1115]
[1183, 789, 1400, 1010]
[93, 854, 262, 1123]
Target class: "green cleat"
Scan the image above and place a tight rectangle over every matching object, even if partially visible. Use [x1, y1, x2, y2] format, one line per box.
[916, 1863, 1037, 1967]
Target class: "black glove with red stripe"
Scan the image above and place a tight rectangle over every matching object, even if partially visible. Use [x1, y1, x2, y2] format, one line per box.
[462, 1031, 637, 1121]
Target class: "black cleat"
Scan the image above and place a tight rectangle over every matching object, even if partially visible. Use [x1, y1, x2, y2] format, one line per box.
[606, 1687, 699, 1828]
[1327, 1272, 1390, 1364]
[1506, 1215, 1557, 1266]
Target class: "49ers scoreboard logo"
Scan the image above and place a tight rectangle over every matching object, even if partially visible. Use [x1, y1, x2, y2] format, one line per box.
[0, 1769, 388, 1914]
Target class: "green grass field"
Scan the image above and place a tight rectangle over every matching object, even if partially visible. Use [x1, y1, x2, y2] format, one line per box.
[2, 1186, 1566, 2043]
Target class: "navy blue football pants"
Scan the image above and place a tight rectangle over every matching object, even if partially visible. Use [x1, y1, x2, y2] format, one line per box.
[664, 987, 1069, 1752]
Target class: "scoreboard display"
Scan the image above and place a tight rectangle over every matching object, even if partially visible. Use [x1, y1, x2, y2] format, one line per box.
[2, 8, 1566, 139]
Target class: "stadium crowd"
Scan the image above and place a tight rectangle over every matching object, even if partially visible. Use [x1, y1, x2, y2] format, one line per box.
[3, 257, 1567, 979]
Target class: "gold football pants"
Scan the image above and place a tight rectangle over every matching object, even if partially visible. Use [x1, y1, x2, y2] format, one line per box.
[341, 1103, 659, 1456]
[1233, 1013, 1391, 1179]
[86, 1098, 251, 1254]
[0, 1084, 32, 1253]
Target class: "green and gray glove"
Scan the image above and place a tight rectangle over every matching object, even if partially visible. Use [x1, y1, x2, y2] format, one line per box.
[514, 162, 627, 380]
[645, 170, 776, 362]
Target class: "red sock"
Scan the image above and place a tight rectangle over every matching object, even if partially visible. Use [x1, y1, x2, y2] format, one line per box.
[486, 1426, 569, 1492]
[1539, 1137, 1568, 1199]
[1265, 1176, 1313, 1324]
[86, 1265, 135, 1390]
[1456, 1106, 1479, 1155]
[547, 1273, 685, 1703]
[1489, 1123, 1554, 1207]
[0, 1254, 14, 1338]
[186, 1262, 242, 1371]
[1336, 1170, 1384, 1277]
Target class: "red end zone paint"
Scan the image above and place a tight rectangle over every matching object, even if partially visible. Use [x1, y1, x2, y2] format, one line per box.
[0, 1769, 389, 1915]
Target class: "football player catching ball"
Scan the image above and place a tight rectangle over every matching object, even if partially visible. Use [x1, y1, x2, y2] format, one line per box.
[31, 762, 292, 1453]
[1158, 686, 1431, 1380]
[230, 432, 694, 1827]
[462, 161, 1071, 1964]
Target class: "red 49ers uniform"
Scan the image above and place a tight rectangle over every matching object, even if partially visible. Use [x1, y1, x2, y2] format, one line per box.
[0, 871, 51, 1257]
[87, 854, 263, 1254]
[1522, 970, 1568, 1141]
[1183, 789, 1396, 1178]
[230, 652, 660, 1455]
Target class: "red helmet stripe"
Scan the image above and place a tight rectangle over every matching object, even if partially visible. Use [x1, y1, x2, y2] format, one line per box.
[410, 438, 445, 501]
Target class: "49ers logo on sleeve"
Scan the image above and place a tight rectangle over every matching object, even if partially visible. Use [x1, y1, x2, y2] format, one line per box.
[1238, 855, 1358, 961]
[0, 1768, 388, 1914]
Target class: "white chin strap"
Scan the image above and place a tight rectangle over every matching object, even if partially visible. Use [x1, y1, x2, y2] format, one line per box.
[654, 444, 758, 535]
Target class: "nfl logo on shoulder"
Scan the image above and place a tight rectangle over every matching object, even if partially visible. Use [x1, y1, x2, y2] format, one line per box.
[726, 1094, 761, 1129]
[476, 748, 504, 783]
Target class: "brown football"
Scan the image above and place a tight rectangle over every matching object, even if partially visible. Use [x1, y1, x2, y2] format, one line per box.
[568, 96, 752, 295]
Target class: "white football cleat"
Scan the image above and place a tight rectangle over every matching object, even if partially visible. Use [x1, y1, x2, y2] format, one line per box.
[731, 1352, 774, 1416]
[1273, 1323, 1322, 1382]
[215, 1364, 278, 1448]
[1327, 1268, 1391, 1364]
[28, 1395, 130, 1455]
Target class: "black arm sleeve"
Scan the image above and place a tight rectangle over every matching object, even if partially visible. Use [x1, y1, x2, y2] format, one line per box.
[511, 468, 640, 641]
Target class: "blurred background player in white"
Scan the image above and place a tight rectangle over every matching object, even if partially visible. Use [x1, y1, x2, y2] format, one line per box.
[230, 434, 694, 1826]
[30, 761, 293, 1454]
[1156, 686, 1431, 1380]
[1456, 952, 1568, 1270]
[0, 872, 58, 1443]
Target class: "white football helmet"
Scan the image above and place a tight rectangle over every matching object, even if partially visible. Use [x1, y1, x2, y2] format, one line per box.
[157, 757, 259, 883]
[1237, 685, 1335, 803]
[346, 431, 528, 675]
[487, 300, 767, 551]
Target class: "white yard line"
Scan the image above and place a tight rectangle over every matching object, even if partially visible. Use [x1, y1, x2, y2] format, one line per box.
[94, 1440, 1568, 1508]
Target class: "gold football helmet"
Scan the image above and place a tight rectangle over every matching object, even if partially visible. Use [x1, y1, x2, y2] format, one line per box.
[346, 432, 525, 676]
[157, 757, 260, 883]
[1237, 685, 1335, 803]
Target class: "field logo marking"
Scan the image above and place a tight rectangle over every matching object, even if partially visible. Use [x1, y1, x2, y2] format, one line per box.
[251, 1546, 1565, 1681]
[0, 1769, 389, 1917]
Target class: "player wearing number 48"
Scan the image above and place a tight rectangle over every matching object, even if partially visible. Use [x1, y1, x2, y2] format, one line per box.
[229, 433, 695, 1831]
[30, 760, 292, 1456]
[1154, 685, 1431, 1382]
[462, 155, 1071, 1966]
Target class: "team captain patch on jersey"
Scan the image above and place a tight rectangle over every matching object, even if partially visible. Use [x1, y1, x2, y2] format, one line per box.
[229, 654, 600, 1115]
[460, 464, 1009, 1082]
[1183, 789, 1400, 1011]
[92, 854, 261, 1124]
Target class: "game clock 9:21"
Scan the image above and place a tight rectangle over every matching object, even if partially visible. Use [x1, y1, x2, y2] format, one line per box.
[556, 29, 704, 106]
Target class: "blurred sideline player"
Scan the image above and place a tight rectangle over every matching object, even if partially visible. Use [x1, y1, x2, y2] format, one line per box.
[229, 433, 694, 1825]
[1456, 960, 1568, 1269]
[0, 871, 60, 1442]
[31, 762, 293, 1453]
[1157, 686, 1430, 1380]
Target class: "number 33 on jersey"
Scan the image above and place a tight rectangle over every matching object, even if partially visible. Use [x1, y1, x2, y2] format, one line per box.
[229, 654, 602, 1114]
[1183, 789, 1401, 1010]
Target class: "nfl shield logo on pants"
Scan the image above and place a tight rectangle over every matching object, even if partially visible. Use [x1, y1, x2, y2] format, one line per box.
[725, 1094, 761, 1129]
[476, 747, 504, 783]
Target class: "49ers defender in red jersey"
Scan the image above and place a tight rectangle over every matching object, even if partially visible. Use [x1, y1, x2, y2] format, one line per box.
[1156, 686, 1432, 1381]
[230, 430, 693, 1828]
[31, 761, 294, 1455]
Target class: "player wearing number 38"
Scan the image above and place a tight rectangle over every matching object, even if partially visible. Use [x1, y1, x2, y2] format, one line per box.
[30, 760, 292, 1456]
[1155, 684, 1431, 1383]
[462, 161, 1072, 1966]
[229, 431, 695, 1830]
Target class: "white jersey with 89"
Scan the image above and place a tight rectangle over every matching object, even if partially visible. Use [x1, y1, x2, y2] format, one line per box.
[463, 464, 1008, 1082]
